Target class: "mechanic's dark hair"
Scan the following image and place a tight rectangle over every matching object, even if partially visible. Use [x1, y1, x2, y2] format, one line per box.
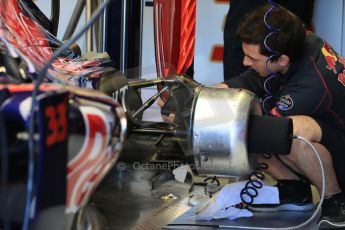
[237, 4, 306, 62]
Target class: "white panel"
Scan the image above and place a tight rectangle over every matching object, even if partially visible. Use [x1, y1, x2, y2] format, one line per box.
[141, 1, 157, 80]
[194, 1, 228, 86]
[313, 0, 343, 54]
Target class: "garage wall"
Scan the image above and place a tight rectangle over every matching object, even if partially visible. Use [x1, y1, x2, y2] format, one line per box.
[141, 1, 156, 80]
[313, 0, 344, 55]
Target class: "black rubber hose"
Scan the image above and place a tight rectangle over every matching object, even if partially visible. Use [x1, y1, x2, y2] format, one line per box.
[247, 115, 293, 155]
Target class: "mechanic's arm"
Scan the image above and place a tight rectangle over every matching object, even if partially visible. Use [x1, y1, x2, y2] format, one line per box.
[212, 69, 262, 94]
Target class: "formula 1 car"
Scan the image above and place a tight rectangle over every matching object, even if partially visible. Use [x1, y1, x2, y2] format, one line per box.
[0, 0, 128, 229]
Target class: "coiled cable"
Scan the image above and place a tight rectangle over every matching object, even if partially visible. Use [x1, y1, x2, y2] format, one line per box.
[204, 176, 220, 186]
[240, 156, 270, 204]
[240, 1, 280, 204]
[262, 1, 281, 114]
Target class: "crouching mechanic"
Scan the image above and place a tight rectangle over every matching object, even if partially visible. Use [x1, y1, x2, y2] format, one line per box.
[216, 4, 345, 229]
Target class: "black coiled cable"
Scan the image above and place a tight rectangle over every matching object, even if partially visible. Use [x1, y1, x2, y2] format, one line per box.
[240, 156, 271, 204]
[204, 176, 220, 186]
[240, 0, 280, 205]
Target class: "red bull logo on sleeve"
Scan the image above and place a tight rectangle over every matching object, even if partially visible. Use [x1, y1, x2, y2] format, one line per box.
[321, 43, 345, 87]
[322, 43, 338, 74]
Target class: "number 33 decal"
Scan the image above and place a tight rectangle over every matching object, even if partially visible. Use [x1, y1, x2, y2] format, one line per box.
[45, 103, 67, 147]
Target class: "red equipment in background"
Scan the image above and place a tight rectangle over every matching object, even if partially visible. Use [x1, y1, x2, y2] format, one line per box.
[153, 0, 196, 77]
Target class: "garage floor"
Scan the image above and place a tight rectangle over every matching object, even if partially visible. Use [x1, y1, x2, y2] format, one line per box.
[88, 132, 320, 230]
[89, 163, 319, 230]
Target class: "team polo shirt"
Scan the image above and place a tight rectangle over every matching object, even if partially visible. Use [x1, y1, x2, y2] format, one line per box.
[224, 33, 345, 132]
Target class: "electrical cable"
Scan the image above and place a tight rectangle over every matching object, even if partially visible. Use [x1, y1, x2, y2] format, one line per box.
[22, 0, 113, 229]
[17, 0, 60, 36]
[240, 161, 269, 204]
[166, 136, 325, 229]
[204, 176, 220, 187]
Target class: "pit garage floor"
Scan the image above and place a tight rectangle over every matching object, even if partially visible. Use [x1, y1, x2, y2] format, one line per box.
[88, 89, 320, 229]
[89, 162, 320, 230]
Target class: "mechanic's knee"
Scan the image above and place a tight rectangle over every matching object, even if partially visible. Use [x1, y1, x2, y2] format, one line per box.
[288, 115, 322, 142]
[288, 139, 310, 161]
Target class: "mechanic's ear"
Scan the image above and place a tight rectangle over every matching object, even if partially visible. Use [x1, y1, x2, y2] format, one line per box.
[278, 54, 290, 67]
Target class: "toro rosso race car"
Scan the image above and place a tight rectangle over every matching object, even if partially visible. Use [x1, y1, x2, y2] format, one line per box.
[0, 0, 128, 229]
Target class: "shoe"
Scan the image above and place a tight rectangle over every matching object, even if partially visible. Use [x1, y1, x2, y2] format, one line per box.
[318, 192, 345, 229]
[249, 179, 314, 212]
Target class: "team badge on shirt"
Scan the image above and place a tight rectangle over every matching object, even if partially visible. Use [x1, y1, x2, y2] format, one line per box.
[322, 43, 338, 74]
[277, 95, 294, 111]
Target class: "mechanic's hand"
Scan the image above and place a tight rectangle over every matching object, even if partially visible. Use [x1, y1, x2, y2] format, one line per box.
[157, 97, 176, 125]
